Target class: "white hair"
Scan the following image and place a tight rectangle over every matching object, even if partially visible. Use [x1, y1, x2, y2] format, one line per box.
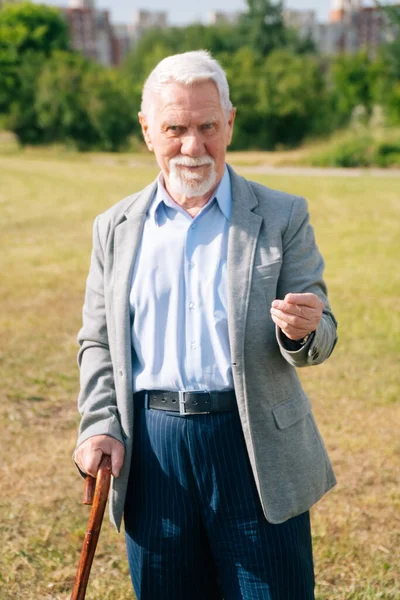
[141, 50, 233, 120]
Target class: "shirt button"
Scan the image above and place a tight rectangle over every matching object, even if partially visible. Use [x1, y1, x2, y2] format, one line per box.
[189, 262, 195, 269]
[190, 223, 196, 229]
[190, 342, 197, 349]
[189, 302, 195, 309]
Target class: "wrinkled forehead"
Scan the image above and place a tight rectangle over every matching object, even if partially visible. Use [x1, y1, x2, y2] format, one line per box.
[152, 80, 224, 119]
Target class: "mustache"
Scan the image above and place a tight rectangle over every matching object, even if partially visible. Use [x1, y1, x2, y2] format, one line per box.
[169, 156, 214, 167]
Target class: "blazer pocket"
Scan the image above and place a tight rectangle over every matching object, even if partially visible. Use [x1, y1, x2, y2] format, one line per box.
[272, 394, 312, 430]
[254, 260, 282, 279]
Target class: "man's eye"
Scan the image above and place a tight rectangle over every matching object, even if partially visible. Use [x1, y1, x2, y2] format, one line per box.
[167, 126, 183, 133]
[201, 123, 214, 131]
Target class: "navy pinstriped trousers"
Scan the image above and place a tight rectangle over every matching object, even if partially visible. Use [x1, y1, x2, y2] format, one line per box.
[124, 407, 315, 600]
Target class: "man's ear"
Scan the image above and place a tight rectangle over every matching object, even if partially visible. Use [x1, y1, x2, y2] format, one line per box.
[138, 112, 153, 152]
[226, 107, 236, 146]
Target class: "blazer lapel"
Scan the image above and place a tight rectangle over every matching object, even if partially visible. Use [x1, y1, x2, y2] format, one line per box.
[113, 182, 157, 379]
[227, 166, 263, 369]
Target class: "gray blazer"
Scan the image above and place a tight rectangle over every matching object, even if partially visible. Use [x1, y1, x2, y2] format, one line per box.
[76, 165, 338, 531]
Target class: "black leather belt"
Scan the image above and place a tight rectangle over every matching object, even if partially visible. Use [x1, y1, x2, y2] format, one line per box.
[134, 390, 237, 415]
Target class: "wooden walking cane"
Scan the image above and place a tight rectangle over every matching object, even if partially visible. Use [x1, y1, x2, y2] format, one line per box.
[71, 454, 112, 600]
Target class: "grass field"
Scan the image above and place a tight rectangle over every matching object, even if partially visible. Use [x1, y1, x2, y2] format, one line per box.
[0, 151, 399, 599]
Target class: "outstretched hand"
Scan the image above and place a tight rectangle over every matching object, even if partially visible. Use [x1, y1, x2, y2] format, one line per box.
[270, 293, 323, 341]
[74, 434, 125, 479]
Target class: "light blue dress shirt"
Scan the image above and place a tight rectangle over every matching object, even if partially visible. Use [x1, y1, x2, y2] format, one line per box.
[129, 166, 234, 392]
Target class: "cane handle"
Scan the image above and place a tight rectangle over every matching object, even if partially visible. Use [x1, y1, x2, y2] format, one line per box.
[71, 454, 112, 600]
[83, 474, 96, 505]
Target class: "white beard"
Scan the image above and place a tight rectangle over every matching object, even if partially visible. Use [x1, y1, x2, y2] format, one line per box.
[168, 156, 218, 198]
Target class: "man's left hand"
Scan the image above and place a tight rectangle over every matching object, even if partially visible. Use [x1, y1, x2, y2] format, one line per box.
[270, 293, 324, 341]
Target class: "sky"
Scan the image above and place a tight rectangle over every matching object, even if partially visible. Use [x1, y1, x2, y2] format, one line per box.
[33, 0, 335, 25]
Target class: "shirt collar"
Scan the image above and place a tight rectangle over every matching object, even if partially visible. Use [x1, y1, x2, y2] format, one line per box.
[149, 165, 232, 224]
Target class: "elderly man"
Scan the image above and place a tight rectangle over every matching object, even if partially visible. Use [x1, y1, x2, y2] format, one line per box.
[74, 50, 337, 599]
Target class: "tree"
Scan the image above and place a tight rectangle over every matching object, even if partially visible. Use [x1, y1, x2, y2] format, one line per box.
[34, 52, 96, 149]
[256, 50, 330, 148]
[330, 52, 374, 125]
[370, 1, 400, 124]
[221, 48, 266, 149]
[5, 51, 48, 144]
[0, 2, 69, 112]
[0, 2, 69, 55]
[221, 47, 331, 150]
[239, 0, 286, 57]
[35, 52, 136, 150]
[82, 69, 137, 151]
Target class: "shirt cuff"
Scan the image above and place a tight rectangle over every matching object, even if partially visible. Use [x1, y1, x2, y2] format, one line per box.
[279, 330, 315, 352]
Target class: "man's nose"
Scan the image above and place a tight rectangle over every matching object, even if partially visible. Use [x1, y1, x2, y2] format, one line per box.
[180, 132, 205, 156]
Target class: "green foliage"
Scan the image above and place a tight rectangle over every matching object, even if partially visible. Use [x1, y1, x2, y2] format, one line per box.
[240, 0, 286, 57]
[221, 48, 266, 149]
[308, 130, 400, 168]
[330, 52, 375, 125]
[383, 81, 400, 125]
[83, 69, 137, 151]
[369, 4, 400, 124]
[0, 4, 137, 149]
[5, 51, 47, 144]
[34, 52, 136, 151]
[0, 1, 69, 55]
[315, 136, 374, 167]
[34, 52, 98, 149]
[0, 2, 69, 112]
[373, 139, 400, 166]
[221, 48, 330, 149]
[258, 50, 330, 147]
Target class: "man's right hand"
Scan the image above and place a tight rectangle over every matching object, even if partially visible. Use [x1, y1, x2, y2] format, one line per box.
[74, 434, 125, 478]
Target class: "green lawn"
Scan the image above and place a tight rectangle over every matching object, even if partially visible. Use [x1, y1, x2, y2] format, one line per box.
[0, 152, 399, 599]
